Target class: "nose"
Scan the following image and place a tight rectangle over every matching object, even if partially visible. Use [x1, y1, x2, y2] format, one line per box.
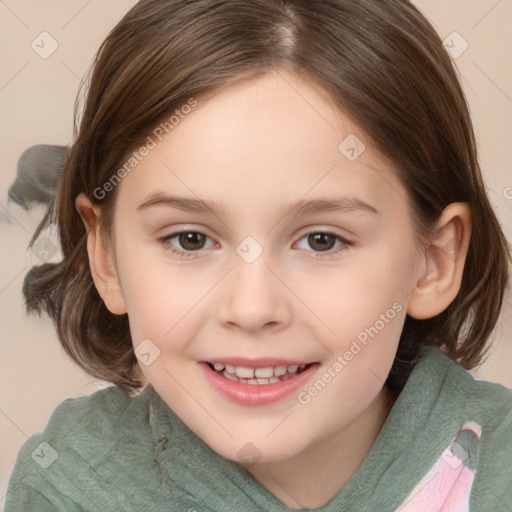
[217, 251, 292, 333]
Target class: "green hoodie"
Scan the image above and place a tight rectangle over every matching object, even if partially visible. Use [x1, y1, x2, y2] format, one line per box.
[5, 345, 512, 511]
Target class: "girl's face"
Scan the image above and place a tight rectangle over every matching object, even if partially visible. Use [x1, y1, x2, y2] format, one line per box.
[109, 70, 425, 464]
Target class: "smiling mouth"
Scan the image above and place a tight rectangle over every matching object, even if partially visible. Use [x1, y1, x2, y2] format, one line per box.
[206, 362, 314, 384]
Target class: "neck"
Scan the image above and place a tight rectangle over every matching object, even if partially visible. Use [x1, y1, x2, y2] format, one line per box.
[246, 387, 398, 509]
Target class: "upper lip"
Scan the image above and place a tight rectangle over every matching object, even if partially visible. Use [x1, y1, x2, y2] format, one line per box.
[202, 358, 316, 368]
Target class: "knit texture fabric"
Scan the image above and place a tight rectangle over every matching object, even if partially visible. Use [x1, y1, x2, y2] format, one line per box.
[5, 345, 512, 511]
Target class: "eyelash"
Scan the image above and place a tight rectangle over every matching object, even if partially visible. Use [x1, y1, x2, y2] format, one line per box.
[159, 230, 354, 260]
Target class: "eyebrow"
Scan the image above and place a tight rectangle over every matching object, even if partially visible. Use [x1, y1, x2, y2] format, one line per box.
[137, 193, 378, 217]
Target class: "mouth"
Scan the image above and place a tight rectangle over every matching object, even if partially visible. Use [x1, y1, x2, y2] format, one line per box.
[200, 359, 320, 405]
[205, 361, 314, 385]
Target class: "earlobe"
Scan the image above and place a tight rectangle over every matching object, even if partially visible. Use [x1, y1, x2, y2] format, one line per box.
[75, 193, 127, 315]
[407, 202, 472, 320]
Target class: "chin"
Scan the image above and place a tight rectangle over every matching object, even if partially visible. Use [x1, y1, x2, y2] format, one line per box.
[198, 428, 312, 466]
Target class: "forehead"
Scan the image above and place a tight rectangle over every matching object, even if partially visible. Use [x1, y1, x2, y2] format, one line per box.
[114, 70, 410, 220]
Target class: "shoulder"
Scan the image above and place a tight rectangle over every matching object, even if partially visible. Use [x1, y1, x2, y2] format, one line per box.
[460, 370, 512, 450]
[413, 346, 512, 457]
[17, 384, 135, 451]
[431, 348, 512, 506]
[445, 352, 512, 431]
[9, 384, 136, 464]
[465, 379, 512, 507]
[460, 372, 512, 464]
[5, 385, 153, 511]
[45, 384, 135, 437]
[26, 384, 138, 456]
[398, 346, 512, 508]
[419, 345, 512, 429]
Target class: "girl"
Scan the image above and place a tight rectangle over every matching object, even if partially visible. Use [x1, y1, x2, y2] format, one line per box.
[6, 0, 512, 510]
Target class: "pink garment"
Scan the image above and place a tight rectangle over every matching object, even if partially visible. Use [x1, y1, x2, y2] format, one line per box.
[397, 422, 481, 511]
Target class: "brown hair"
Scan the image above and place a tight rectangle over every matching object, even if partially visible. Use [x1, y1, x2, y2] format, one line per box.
[24, 0, 511, 393]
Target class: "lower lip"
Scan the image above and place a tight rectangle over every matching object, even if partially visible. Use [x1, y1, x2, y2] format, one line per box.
[199, 362, 319, 406]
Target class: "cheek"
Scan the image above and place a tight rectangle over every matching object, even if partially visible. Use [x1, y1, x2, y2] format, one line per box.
[291, 248, 413, 432]
[298, 244, 414, 340]
[112, 235, 208, 347]
[123, 273, 205, 347]
[291, 243, 417, 404]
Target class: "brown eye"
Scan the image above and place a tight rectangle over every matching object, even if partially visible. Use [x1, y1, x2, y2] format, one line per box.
[177, 232, 207, 251]
[160, 231, 215, 257]
[295, 231, 353, 259]
[307, 233, 337, 252]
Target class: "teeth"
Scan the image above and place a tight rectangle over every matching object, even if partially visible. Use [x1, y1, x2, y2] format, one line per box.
[254, 367, 274, 378]
[212, 362, 311, 384]
[235, 366, 254, 379]
[274, 365, 287, 376]
[223, 371, 238, 382]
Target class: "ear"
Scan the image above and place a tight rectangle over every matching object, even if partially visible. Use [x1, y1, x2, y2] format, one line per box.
[75, 193, 127, 315]
[407, 202, 472, 320]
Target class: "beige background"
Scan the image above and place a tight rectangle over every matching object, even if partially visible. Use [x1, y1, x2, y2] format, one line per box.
[0, 1, 511, 508]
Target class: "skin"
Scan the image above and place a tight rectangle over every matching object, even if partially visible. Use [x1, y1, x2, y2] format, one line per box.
[77, 70, 471, 509]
